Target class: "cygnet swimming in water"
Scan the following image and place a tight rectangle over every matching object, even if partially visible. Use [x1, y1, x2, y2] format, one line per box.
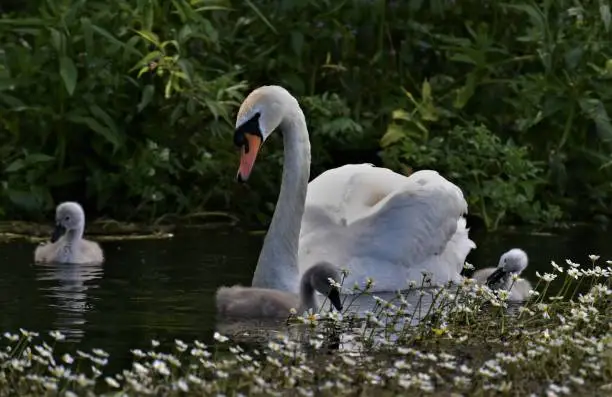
[34, 201, 104, 264]
[473, 248, 532, 302]
[215, 262, 344, 319]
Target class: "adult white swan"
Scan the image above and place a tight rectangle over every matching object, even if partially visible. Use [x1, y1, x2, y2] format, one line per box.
[234, 85, 475, 294]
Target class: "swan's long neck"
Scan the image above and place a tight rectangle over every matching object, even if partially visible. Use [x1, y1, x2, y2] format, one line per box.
[251, 108, 311, 293]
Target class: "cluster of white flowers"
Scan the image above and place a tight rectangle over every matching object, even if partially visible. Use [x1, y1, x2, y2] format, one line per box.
[0, 255, 611, 396]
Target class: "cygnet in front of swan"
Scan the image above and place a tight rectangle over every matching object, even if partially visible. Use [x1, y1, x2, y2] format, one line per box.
[473, 248, 532, 301]
[34, 202, 104, 264]
[215, 262, 343, 319]
[232, 84, 475, 294]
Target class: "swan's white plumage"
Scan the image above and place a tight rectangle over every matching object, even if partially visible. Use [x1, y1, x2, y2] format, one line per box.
[299, 165, 476, 290]
[232, 85, 476, 294]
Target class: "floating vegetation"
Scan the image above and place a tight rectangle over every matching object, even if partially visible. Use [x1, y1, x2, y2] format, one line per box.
[1, 256, 612, 396]
[0, 212, 242, 243]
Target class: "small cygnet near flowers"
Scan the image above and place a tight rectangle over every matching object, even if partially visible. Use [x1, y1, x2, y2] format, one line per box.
[473, 248, 532, 302]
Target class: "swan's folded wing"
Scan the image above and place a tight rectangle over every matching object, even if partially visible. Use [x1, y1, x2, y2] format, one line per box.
[347, 170, 468, 268]
[300, 204, 343, 240]
[304, 163, 408, 230]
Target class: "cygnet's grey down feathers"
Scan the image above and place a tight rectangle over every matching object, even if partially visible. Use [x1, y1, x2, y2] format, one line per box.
[34, 201, 104, 264]
[472, 248, 532, 302]
[216, 261, 343, 319]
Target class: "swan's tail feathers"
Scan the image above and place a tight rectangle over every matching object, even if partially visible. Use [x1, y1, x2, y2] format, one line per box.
[446, 217, 477, 275]
[455, 217, 476, 249]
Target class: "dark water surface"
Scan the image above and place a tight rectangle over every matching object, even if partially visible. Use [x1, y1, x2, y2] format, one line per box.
[0, 226, 610, 371]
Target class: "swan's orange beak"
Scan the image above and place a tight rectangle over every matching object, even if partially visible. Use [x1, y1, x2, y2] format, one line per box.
[237, 133, 262, 182]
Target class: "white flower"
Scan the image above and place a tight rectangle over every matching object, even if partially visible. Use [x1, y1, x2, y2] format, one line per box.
[131, 349, 146, 358]
[175, 339, 188, 352]
[61, 354, 74, 364]
[536, 271, 557, 282]
[567, 268, 580, 279]
[565, 259, 580, 268]
[551, 261, 563, 273]
[176, 379, 189, 392]
[105, 377, 120, 388]
[3, 333, 19, 342]
[92, 348, 109, 358]
[213, 332, 229, 343]
[152, 360, 170, 376]
[49, 331, 66, 341]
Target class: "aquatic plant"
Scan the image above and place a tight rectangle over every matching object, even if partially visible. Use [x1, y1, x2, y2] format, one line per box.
[2, 0, 612, 227]
[1, 255, 612, 396]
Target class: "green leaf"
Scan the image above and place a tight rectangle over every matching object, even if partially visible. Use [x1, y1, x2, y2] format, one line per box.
[193, 5, 232, 12]
[0, 78, 17, 91]
[579, 98, 612, 143]
[48, 28, 64, 53]
[130, 51, 163, 73]
[380, 124, 405, 147]
[5, 159, 25, 173]
[564, 47, 583, 70]
[243, 0, 277, 34]
[392, 109, 412, 122]
[89, 105, 119, 135]
[453, 73, 476, 109]
[601, 4, 611, 32]
[138, 85, 155, 112]
[291, 32, 304, 57]
[178, 24, 193, 43]
[91, 24, 141, 57]
[421, 79, 432, 103]
[134, 30, 161, 47]
[59, 56, 78, 96]
[26, 153, 54, 163]
[7, 189, 40, 211]
[81, 17, 94, 56]
[68, 114, 121, 149]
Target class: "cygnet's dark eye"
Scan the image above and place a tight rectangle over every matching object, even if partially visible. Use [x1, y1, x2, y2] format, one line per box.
[65, 216, 70, 222]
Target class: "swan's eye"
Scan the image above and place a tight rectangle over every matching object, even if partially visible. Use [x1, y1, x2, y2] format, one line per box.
[64, 216, 70, 222]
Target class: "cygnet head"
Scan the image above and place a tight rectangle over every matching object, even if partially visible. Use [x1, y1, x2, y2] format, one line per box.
[300, 262, 344, 312]
[51, 202, 85, 242]
[486, 248, 529, 287]
[233, 85, 301, 182]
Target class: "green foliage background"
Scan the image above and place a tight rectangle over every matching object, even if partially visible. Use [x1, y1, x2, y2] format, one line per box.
[1, 0, 611, 230]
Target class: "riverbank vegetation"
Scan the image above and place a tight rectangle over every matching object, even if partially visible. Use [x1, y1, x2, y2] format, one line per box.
[0, 255, 611, 395]
[1, 0, 611, 230]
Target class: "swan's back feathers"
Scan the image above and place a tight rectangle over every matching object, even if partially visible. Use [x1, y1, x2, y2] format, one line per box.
[349, 170, 469, 269]
[215, 285, 300, 319]
[300, 166, 475, 289]
[304, 164, 407, 227]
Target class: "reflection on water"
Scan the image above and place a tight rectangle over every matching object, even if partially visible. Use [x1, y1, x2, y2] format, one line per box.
[35, 262, 104, 342]
[0, 225, 611, 371]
